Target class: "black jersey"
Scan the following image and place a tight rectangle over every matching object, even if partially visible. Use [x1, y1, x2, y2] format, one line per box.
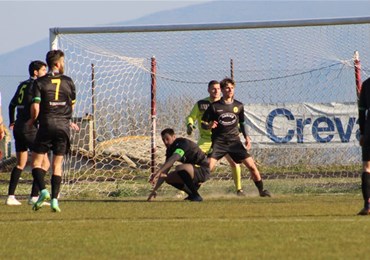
[359, 77, 370, 135]
[166, 137, 209, 167]
[32, 72, 76, 126]
[202, 98, 245, 142]
[9, 78, 34, 125]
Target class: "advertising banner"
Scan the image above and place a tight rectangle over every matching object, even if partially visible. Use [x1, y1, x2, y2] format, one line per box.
[244, 102, 359, 145]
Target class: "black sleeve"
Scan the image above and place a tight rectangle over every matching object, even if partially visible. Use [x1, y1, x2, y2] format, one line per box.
[8, 84, 21, 125]
[201, 104, 213, 130]
[238, 105, 247, 138]
[359, 78, 370, 134]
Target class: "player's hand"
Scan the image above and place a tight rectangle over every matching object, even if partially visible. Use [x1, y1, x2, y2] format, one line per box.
[360, 135, 364, 147]
[147, 190, 157, 201]
[9, 123, 15, 131]
[186, 124, 195, 135]
[210, 120, 218, 129]
[26, 119, 35, 128]
[245, 136, 252, 150]
[70, 122, 80, 131]
[148, 172, 159, 185]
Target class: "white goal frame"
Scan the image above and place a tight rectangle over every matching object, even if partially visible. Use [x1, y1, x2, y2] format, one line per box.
[49, 16, 370, 197]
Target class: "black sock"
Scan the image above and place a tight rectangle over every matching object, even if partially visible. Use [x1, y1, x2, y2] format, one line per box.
[254, 180, 264, 193]
[30, 181, 39, 197]
[361, 172, 370, 209]
[30, 169, 45, 197]
[51, 175, 62, 199]
[32, 168, 46, 191]
[177, 170, 200, 197]
[8, 167, 22, 195]
[168, 182, 192, 195]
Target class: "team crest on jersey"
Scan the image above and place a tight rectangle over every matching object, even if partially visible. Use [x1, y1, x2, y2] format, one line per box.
[198, 100, 210, 111]
[233, 106, 238, 113]
[199, 103, 209, 111]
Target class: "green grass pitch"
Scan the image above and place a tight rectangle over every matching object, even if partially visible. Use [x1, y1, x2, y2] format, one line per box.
[0, 194, 368, 259]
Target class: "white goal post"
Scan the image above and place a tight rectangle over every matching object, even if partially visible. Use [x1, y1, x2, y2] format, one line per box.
[49, 17, 370, 198]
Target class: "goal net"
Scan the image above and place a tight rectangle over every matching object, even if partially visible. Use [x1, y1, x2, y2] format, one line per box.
[50, 17, 370, 198]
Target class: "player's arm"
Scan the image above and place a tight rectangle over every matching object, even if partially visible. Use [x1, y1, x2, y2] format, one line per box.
[148, 153, 180, 185]
[9, 83, 24, 129]
[27, 81, 41, 127]
[69, 102, 80, 131]
[359, 79, 368, 146]
[147, 153, 181, 201]
[0, 105, 4, 141]
[8, 99, 17, 130]
[185, 103, 199, 135]
[28, 103, 40, 127]
[239, 105, 252, 150]
[201, 105, 217, 130]
[0, 92, 4, 140]
[69, 82, 79, 131]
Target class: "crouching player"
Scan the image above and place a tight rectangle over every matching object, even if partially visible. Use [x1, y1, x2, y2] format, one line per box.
[147, 128, 210, 202]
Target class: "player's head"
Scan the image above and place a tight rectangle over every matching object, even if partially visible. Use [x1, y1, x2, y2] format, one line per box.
[207, 80, 221, 101]
[220, 77, 235, 99]
[161, 128, 176, 148]
[46, 50, 65, 74]
[29, 60, 47, 78]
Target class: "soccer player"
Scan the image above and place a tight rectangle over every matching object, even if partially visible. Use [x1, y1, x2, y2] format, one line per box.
[6, 61, 50, 206]
[186, 80, 245, 196]
[147, 128, 210, 202]
[29, 50, 79, 212]
[358, 77, 370, 215]
[201, 77, 271, 197]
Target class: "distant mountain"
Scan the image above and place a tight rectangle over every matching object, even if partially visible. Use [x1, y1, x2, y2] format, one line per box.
[2, 1, 370, 76]
[0, 39, 48, 76]
[1, 0, 370, 126]
[121, 1, 370, 25]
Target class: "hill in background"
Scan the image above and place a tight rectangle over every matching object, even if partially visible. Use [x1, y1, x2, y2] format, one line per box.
[1, 0, 370, 127]
[2, 1, 370, 77]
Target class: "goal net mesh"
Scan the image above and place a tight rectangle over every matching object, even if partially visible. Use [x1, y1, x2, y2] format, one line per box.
[52, 20, 370, 198]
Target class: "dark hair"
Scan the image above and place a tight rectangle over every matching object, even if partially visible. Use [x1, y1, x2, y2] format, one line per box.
[220, 77, 235, 89]
[161, 128, 175, 137]
[208, 80, 219, 89]
[46, 50, 64, 69]
[28, 60, 47, 77]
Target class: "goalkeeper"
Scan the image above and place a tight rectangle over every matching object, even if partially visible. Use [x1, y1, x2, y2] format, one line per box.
[186, 80, 245, 196]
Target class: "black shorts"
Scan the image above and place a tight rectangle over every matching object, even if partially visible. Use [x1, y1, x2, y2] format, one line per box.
[192, 165, 210, 184]
[13, 123, 37, 152]
[362, 132, 370, 161]
[208, 139, 250, 163]
[33, 124, 70, 156]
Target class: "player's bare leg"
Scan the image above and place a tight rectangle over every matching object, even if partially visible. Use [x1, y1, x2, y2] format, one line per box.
[242, 157, 271, 197]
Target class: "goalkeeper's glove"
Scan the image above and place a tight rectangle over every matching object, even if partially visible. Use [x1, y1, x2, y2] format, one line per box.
[186, 123, 195, 135]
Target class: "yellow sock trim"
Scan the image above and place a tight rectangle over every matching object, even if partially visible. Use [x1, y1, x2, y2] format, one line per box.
[232, 165, 242, 190]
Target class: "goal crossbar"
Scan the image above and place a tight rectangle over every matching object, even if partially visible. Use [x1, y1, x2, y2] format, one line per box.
[50, 16, 370, 49]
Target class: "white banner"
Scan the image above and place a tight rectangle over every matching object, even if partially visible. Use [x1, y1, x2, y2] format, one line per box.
[244, 102, 359, 145]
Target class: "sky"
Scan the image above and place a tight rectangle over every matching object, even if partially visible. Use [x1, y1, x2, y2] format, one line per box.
[0, 0, 209, 55]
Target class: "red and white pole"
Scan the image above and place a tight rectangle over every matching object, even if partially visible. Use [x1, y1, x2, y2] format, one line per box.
[354, 50, 362, 102]
[151, 56, 157, 175]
